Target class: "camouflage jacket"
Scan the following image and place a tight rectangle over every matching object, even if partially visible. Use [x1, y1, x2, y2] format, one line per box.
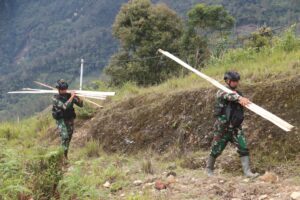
[214, 89, 242, 121]
[52, 94, 83, 120]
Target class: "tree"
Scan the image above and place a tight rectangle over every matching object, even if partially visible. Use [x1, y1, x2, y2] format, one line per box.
[187, 4, 235, 35]
[105, 0, 183, 86]
[182, 3, 235, 66]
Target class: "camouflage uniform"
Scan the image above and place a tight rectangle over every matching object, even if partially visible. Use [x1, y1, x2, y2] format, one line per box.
[210, 90, 249, 158]
[52, 94, 83, 156]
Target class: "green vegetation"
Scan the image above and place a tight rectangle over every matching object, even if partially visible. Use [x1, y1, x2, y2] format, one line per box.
[182, 3, 235, 66]
[106, 1, 237, 86]
[0, 115, 64, 199]
[0, 29, 299, 198]
[1, 0, 300, 121]
[93, 26, 300, 103]
[106, 0, 184, 86]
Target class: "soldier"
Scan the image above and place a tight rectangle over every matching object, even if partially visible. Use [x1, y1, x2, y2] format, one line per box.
[206, 71, 259, 178]
[52, 79, 83, 159]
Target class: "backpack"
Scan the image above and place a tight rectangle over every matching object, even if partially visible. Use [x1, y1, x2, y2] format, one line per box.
[225, 90, 244, 127]
[52, 94, 76, 120]
[225, 101, 244, 127]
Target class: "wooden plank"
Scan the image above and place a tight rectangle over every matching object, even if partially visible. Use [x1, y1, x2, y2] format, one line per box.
[33, 81, 104, 107]
[34, 81, 115, 96]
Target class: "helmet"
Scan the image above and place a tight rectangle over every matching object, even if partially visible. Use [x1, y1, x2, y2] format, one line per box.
[55, 79, 68, 90]
[224, 71, 240, 81]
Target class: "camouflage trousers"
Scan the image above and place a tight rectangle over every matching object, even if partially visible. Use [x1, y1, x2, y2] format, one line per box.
[56, 119, 74, 154]
[210, 116, 249, 158]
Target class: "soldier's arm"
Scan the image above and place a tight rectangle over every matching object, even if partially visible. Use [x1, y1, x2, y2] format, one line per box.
[52, 97, 67, 110]
[217, 90, 240, 102]
[217, 90, 250, 106]
[73, 96, 83, 107]
[52, 94, 75, 110]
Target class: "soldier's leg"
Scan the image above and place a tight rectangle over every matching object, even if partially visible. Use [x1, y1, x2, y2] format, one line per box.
[210, 119, 230, 158]
[64, 119, 74, 158]
[232, 127, 259, 178]
[56, 119, 69, 156]
[231, 127, 249, 157]
[207, 118, 230, 176]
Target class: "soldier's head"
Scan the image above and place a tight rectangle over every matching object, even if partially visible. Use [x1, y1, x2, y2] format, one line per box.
[224, 71, 240, 89]
[56, 79, 69, 94]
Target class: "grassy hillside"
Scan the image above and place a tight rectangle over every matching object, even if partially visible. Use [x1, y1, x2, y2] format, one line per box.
[1, 0, 300, 121]
[102, 28, 300, 101]
[0, 30, 299, 199]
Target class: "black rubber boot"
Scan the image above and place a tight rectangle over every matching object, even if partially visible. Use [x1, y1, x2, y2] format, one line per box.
[240, 156, 259, 178]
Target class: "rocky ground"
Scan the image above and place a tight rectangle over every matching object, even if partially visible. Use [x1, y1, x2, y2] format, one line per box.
[63, 145, 300, 200]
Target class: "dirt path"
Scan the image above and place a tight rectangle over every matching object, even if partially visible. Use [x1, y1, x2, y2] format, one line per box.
[161, 173, 299, 200]
[120, 168, 300, 200]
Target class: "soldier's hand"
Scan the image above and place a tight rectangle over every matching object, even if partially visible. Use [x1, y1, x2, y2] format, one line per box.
[238, 97, 250, 107]
[70, 91, 76, 98]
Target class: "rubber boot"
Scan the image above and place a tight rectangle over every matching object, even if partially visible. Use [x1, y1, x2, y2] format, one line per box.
[240, 156, 259, 178]
[206, 156, 216, 177]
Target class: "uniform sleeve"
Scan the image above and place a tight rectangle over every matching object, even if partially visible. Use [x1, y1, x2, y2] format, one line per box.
[52, 96, 72, 110]
[216, 90, 240, 102]
[73, 96, 83, 107]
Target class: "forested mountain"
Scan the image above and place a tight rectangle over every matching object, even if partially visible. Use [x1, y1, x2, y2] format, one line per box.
[0, 0, 299, 121]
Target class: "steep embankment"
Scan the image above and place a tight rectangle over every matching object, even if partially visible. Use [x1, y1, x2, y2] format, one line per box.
[71, 75, 299, 161]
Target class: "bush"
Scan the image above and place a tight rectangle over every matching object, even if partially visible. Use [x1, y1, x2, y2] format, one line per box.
[77, 104, 96, 120]
[84, 140, 102, 158]
[0, 143, 31, 199]
[246, 26, 273, 50]
[0, 141, 64, 200]
[141, 159, 154, 174]
[58, 167, 102, 200]
[26, 149, 64, 200]
[279, 24, 300, 52]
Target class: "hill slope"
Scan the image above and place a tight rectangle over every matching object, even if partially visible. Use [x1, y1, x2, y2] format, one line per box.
[1, 37, 300, 199]
[1, 0, 300, 121]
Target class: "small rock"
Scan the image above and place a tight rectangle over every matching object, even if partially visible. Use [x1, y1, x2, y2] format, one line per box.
[133, 180, 143, 186]
[120, 193, 125, 197]
[67, 166, 74, 172]
[231, 198, 241, 200]
[242, 178, 250, 183]
[258, 195, 268, 200]
[166, 175, 176, 184]
[291, 192, 300, 200]
[142, 182, 155, 189]
[103, 181, 110, 188]
[166, 171, 177, 177]
[259, 171, 279, 183]
[155, 180, 167, 190]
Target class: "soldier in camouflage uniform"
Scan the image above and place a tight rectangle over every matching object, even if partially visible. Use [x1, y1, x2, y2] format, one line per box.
[206, 71, 259, 178]
[52, 79, 83, 159]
